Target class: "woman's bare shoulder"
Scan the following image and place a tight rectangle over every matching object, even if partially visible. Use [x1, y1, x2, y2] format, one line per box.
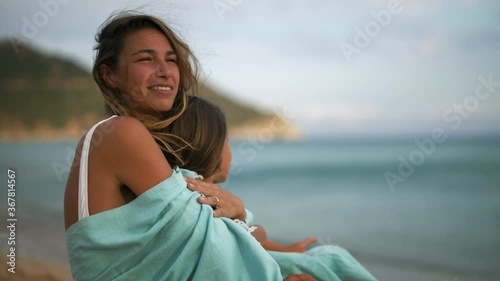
[92, 116, 156, 151]
[94, 116, 173, 195]
[100, 116, 150, 139]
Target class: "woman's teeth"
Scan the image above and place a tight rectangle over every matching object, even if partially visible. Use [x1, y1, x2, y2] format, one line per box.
[151, 86, 172, 91]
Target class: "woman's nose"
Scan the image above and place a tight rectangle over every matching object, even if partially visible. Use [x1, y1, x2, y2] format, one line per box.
[155, 61, 172, 78]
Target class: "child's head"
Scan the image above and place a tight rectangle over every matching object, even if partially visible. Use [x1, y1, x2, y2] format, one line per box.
[163, 96, 231, 182]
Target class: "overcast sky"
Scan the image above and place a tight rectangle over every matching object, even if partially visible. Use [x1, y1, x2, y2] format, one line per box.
[1, 0, 499, 138]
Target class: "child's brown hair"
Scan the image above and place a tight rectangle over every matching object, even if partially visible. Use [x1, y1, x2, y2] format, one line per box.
[163, 96, 227, 178]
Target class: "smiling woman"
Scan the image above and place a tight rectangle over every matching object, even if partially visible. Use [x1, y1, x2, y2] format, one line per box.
[62, 11, 286, 281]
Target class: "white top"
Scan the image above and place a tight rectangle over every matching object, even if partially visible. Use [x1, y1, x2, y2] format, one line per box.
[78, 115, 118, 220]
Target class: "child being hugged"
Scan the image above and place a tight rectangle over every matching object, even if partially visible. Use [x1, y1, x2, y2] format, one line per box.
[162, 96, 317, 252]
[163, 96, 378, 281]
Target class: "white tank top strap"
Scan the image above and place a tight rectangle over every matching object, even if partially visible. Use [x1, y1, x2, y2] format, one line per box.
[78, 115, 118, 220]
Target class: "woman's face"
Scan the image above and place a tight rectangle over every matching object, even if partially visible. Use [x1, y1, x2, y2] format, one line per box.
[107, 28, 180, 114]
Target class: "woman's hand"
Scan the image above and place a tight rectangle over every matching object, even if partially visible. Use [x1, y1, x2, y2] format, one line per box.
[185, 177, 246, 220]
[283, 274, 316, 281]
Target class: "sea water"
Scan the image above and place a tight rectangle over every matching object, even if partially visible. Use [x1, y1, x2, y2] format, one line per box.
[0, 138, 499, 280]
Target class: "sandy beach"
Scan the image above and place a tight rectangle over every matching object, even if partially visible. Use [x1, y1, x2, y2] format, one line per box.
[0, 253, 72, 281]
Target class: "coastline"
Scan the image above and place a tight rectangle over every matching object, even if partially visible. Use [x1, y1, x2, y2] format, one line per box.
[0, 121, 303, 143]
[0, 116, 304, 144]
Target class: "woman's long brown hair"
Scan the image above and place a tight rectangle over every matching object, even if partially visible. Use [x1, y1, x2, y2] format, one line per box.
[92, 11, 201, 159]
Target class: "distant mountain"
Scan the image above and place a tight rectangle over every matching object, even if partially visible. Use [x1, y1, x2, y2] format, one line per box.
[0, 40, 299, 140]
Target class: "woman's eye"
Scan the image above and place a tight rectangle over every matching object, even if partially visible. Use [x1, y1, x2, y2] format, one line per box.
[167, 58, 177, 64]
[139, 57, 152, 62]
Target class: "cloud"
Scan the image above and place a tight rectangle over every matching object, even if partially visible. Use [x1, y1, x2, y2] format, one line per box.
[0, 0, 498, 137]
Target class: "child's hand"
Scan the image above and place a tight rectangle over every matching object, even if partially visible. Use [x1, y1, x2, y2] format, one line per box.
[250, 225, 267, 243]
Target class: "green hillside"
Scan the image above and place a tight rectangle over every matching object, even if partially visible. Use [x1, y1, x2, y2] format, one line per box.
[0, 40, 272, 136]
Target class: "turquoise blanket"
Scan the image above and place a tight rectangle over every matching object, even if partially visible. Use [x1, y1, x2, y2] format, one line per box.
[66, 167, 377, 280]
[269, 246, 377, 281]
[66, 168, 283, 280]
[179, 169, 378, 281]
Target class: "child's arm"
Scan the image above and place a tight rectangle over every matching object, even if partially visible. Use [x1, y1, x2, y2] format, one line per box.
[261, 237, 318, 253]
[250, 225, 318, 253]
